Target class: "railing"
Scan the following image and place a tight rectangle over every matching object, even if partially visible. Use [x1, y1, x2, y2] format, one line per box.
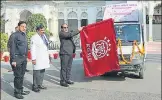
[48, 41, 60, 50]
[48, 36, 82, 50]
[73, 35, 81, 49]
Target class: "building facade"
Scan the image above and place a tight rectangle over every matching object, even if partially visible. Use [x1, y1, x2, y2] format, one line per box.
[1, 1, 161, 43]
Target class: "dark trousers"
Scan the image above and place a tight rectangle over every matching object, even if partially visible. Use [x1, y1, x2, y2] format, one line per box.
[60, 54, 73, 82]
[10, 56, 27, 94]
[33, 69, 45, 88]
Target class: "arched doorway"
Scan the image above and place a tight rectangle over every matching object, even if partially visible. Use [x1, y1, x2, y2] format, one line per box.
[20, 10, 32, 21]
[58, 12, 64, 32]
[96, 11, 103, 22]
[67, 11, 78, 32]
[81, 12, 88, 26]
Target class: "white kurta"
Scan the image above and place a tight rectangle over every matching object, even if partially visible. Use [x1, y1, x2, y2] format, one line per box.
[30, 33, 50, 70]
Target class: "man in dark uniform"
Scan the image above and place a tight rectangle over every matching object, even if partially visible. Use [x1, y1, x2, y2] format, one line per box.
[59, 23, 83, 87]
[9, 21, 30, 99]
[8, 26, 29, 72]
[7, 26, 18, 52]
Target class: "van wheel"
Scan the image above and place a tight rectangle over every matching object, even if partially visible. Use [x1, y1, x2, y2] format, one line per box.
[139, 63, 144, 79]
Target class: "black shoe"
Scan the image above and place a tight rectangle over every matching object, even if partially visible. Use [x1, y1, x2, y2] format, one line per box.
[14, 94, 24, 99]
[21, 91, 30, 95]
[32, 88, 40, 92]
[25, 69, 29, 72]
[38, 85, 47, 89]
[66, 80, 74, 84]
[60, 81, 69, 87]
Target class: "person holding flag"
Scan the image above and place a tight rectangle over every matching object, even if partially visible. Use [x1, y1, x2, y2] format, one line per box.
[59, 23, 83, 87]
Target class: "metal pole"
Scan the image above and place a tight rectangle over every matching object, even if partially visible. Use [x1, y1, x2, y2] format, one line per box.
[148, 1, 154, 42]
[142, 1, 147, 43]
[142, 1, 147, 59]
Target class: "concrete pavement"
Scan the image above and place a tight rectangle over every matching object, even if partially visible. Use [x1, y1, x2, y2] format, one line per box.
[1, 42, 161, 100]
[1, 53, 161, 100]
[146, 42, 161, 54]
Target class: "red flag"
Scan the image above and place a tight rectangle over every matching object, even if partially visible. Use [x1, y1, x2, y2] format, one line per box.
[80, 18, 120, 77]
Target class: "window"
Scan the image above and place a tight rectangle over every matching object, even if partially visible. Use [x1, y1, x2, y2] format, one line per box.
[146, 15, 162, 24]
[96, 19, 102, 22]
[114, 24, 141, 42]
[81, 19, 88, 26]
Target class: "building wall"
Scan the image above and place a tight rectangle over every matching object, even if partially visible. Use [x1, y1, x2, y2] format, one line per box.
[146, 24, 161, 41]
[2, 1, 161, 41]
[146, 6, 161, 41]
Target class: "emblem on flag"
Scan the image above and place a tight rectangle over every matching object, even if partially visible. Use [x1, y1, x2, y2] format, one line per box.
[92, 37, 111, 60]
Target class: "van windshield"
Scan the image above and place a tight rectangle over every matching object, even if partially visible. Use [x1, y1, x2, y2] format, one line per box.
[114, 24, 141, 42]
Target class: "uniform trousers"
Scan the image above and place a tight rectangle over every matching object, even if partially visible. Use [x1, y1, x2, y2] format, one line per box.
[60, 54, 73, 82]
[33, 69, 45, 88]
[10, 55, 27, 94]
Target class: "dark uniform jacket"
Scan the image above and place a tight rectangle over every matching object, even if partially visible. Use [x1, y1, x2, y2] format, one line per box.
[7, 31, 17, 52]
[9, 31, 28, 62]
[59, 30, 79, 55]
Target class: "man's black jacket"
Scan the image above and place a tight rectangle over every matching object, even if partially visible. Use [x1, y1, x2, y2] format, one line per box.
[9, 31, 28, 62]
[59, 30, 79, 55]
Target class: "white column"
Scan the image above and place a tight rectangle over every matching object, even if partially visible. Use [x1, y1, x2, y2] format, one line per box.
[149, 15, 153, 41]
[54, 19, 59, 38]
[78, 19, 81, 28]
[50, 19, 55, 34]
[142, 1, 148, 58]
[65, 19, 68, 24]
[142, 1, 147, 43]
[148, 1, 155, 42]
[78, 19, 81, 48]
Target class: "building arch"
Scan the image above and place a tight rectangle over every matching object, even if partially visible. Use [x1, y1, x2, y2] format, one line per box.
[81, 12, 88, 26]
[67, 11, 78, 19]
[81, 12, 88, 19]
[19, 10, 32, 21]
[96, 11, 103, 22]
[58, 12, 64, 19]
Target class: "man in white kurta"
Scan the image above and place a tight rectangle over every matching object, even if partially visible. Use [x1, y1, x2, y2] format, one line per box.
[30, 24, 50, 92]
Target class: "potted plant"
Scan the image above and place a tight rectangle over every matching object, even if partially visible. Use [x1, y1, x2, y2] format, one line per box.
[53, 53, 58, 59]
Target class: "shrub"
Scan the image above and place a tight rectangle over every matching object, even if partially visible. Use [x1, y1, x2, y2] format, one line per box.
[0, 33, 8, 52]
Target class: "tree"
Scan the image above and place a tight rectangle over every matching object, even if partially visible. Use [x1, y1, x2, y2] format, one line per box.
[26, 13, 47, 33]
[26, 14, 51, 50]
